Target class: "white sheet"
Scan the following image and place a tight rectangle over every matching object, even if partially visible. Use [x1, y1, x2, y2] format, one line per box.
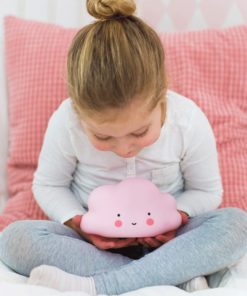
[1, 253, 247, 296]
[1, 280, 247, 296]
[0, 259, 27, 284]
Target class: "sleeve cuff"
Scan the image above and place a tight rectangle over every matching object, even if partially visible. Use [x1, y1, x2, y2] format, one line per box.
[60, 209, 86, 224]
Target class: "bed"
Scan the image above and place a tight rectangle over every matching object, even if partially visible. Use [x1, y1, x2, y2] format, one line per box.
[1, 252, 247, 295]
[1, 1, 247, 295]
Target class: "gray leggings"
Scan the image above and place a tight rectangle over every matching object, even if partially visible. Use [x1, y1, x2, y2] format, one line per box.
[1, 207, 247, 295]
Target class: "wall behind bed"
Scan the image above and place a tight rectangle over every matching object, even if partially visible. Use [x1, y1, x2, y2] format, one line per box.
[0, 0, 247, 212]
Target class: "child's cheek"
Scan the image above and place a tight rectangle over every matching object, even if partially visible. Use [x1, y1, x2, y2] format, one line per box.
[115, 220, 123, 227]
[91, 140, 110, 151]
[140, 134, 159, 148]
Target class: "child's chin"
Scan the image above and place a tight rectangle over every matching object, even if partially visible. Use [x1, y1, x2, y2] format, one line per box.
[117, 151, 140, 158]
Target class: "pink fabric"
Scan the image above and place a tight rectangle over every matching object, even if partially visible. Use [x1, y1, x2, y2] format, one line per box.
[0, 16, 76, 230]
[1, 16, 247, 230]
[161, 27, 247, 210]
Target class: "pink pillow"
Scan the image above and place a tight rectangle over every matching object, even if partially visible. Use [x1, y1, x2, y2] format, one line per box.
[1, 16, 247, 230]
[0, 16, 77, 230]
[161, 27, 247, 211]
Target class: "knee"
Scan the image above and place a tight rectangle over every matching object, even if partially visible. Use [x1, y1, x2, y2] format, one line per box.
[0, 220, 36, 261]
[217, 207, 247, 239]
[0, 220, 49, 276]
[1, 220, 30, 252]
[1, 219, 41, 243]
[218, 207, 247, 222]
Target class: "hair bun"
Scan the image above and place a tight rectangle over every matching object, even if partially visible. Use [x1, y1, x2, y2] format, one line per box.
[87, 0, 136, 20]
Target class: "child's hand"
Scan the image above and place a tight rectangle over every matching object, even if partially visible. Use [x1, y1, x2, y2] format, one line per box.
[82, 233, 137, 250]
[65, 215, 137, 250]
[137, 210, 189, 248]
[137, 230, 177, 248]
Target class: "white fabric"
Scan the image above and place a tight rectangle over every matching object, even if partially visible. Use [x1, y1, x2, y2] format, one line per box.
[33, 91, 222, 224]
[1, 255, 247, 295]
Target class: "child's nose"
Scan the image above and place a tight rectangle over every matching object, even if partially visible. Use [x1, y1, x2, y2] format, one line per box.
[116, 148, 133, 158]
[114, 141, 134, 157]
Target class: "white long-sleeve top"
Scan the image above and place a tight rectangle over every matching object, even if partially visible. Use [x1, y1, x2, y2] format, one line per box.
[32, 90, 223, 224]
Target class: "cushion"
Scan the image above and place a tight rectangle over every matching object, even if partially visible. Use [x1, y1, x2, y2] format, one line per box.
[1, 16, 247, 230]
[161, 27, 247, 210]
[0, 16, 77, 230]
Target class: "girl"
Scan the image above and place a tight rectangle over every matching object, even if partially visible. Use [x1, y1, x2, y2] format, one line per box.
[1, 0, 247, 295]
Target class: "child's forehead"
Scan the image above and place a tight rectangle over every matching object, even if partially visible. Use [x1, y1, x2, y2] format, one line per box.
[86, 98, 152, 124]
[84, 114, 151, 137]
[81, 102, 156, 137]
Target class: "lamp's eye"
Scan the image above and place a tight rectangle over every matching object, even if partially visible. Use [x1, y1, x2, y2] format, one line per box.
[117, 213, 121, 217]
[147, 212, 151, 216]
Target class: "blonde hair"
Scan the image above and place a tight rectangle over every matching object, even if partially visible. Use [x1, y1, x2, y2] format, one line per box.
[67, 0, 167, 117]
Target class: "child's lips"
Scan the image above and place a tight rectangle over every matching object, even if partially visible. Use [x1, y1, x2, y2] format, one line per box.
[123, 151, 137, 158]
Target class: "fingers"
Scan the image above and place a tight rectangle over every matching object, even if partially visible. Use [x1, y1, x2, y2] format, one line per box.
[88, 231, 176, 250]
[92, 237, 137, 250]
[137, 238, 150, 248]
[72, 215, 83, 227]
[144, 238, 162, 248]
[155, 230, 176, 243]
[178, 210, 189, 225]
[91, 236, 116, 250]
[112, 238, 137, 249]
[137, 230, 177, 248]
[137, 237, 162, 248]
